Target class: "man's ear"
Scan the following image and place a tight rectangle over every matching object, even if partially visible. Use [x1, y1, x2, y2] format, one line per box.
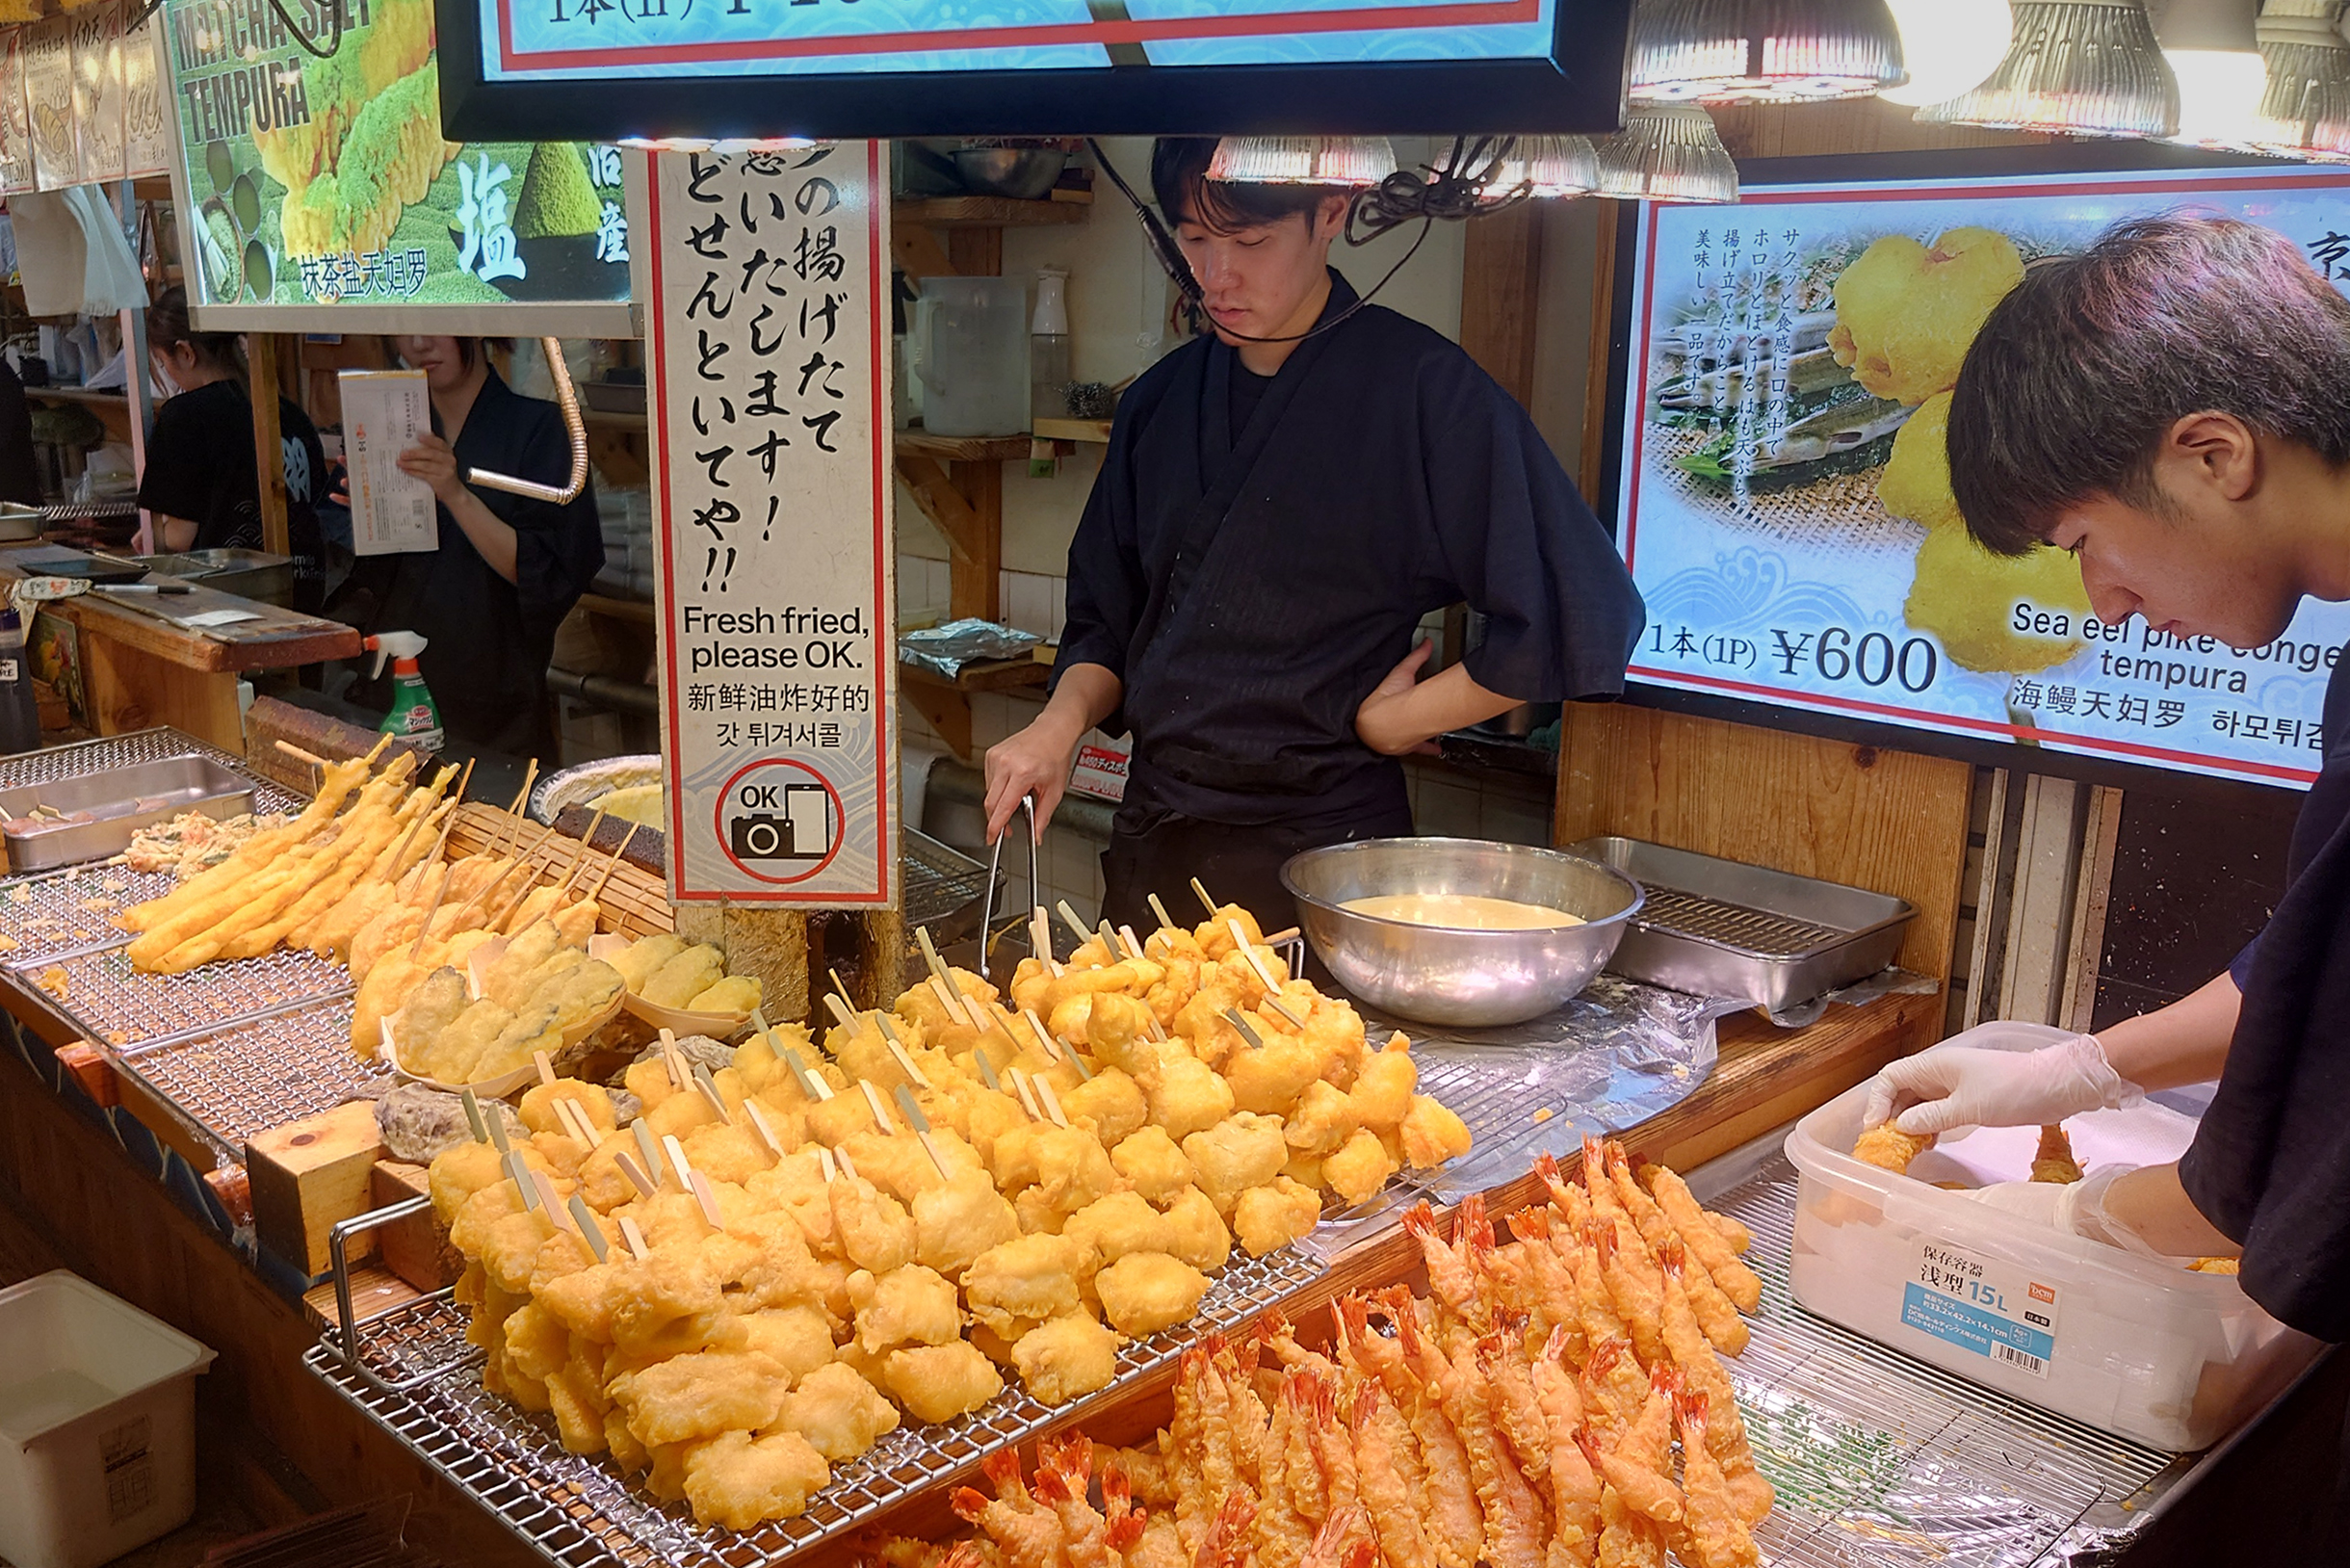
[1315, 194, 1350, 242]
[2162, 410, 2260, 503]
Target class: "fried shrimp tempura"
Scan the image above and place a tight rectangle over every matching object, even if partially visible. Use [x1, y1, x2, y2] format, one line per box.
[2031, 1123, 2084, 1185]
[1852, 1121, 1933, 1174]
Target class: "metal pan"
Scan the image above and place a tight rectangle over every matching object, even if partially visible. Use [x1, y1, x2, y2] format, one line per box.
[0, 754, 257, 872]
[1565, 835, 1915, 1013]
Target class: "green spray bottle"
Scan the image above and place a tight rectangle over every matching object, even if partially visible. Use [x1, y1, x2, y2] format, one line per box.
[366, 632, 444, 751]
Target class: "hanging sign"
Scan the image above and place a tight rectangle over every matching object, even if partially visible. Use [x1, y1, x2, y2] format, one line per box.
[0, 34, 34, 196]
[1615, 162, 2350, 792]
[649, 144, 896, 906]
[123, 4, 170, 179]
[161, 0, 638, 331]
[69, 0, 126, 188]
[24, 16, 75, 192]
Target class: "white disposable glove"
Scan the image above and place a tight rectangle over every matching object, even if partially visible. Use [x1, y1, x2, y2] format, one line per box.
[1862, 1029, 2143, 1137]
[1962, 1167, 2180, 1260]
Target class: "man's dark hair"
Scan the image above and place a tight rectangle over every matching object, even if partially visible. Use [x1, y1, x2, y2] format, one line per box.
[1948, 213, 2350, 555]
[1150, 137, 1341, 233]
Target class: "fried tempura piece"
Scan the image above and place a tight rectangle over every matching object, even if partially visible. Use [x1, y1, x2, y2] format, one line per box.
[1233, 1175, 1322, 1257]
[1828, 226, 2023, 404]
[608, 1348, 792, 1447]
[848, 1264, 960, 1355]
[681, 1428, 829, 1529]
[775, 1361, 901, 1461]
[482, 919, 568, 1007]
[1061, 1067, 1150, 1145]
[1095, 1252, 1210, 1336]
[1183, 1112, 1290, 1214]
[1162, 1186, 1233, 1273]
[2031, 1123, 2084, 1185]
[613, 933, 689, 993]
[1323, 1128, 1399, 1207]
[1673, 1393, 1762, 1568]
[1147, 1055, 1237, 1143]
[737, 1305, 836, 1383]
[1012, 1311, 1121, 1406]
[1906, 525, 2093, 675]
[1110, 1127, 1196, 1207]
[880, 1341, 1005, 1423]
[1400, 1095, 1472, 1168]
[913, 1171, 1022, 1277]
[1064, 1190, 1179, 1267]
[964, 1233, 1087, 1337]
[687, 974, 763, 1015]
[643, 944, 726, 1007]
[1853, 1121, 1934, 1174]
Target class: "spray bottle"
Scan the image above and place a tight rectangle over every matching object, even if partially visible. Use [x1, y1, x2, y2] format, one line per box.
[366, 632, 443, 751]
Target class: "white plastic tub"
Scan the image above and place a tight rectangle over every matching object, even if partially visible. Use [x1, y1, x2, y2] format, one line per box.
[1786, 1025, 2320, 1451]
[0, 1270, 216, 1568]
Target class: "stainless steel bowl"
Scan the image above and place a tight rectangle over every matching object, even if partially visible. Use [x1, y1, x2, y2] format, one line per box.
[1281, 837, 1644, 1027]
[532, 755, 663, 825]
[952, 147, 1069, 200]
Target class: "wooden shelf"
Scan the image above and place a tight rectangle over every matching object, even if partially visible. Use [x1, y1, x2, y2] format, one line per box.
[894, 430, 1031, 463]
[892, 196, 1088, 228]
[581, 403, 647, 431]
[26, 386, 128, 406]
[577, 591, 656, 625]
[900, 654, 1048, 694]
[1033, 416, 1112, 444]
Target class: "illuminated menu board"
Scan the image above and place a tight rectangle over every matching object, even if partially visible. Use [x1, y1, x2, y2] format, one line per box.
[1614, 159, 2350, 792]
[435, 0, 1632, 142]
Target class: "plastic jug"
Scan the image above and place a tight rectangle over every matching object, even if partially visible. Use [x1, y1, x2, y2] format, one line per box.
[912, 276, 1029, 437]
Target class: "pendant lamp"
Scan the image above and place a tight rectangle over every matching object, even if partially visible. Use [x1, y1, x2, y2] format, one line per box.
[1593, 105, 1742, 203]
[1631, 0, 1909, 103]
[1919, 0, 2179, 137]
[2248, 0, 2350, 160]
[2157, 0, 2269, 149]
[1491, 136, 1600, 197]
[1204, 138, 1398, 188]
[1877, 0, 2014, 108]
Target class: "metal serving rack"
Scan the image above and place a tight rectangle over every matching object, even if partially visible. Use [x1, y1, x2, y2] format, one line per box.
[901, 829, 1000, 937]
[306, 1241, 1325, 1568]
[23, 942, 353, 1049]
[1635, 885, 1846, 959]
[0, 727, 302, 805]
[1704, 1150, 2188, 1567]
[110, 996, 389, 1161]
[0, 862, 176, 965]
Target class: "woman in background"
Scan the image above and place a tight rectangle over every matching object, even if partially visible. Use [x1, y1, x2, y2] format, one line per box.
[344, 336, 601, 760]
[138, 286, 327, 610]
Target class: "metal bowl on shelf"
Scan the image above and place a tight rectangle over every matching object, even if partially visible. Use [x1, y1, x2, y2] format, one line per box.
[952, 147, 1068, 200]
[1280, 837, 1644, 1028]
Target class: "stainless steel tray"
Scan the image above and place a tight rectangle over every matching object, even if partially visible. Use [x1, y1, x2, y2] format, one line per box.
[1566, 836, 1914, 1012]
[0, 754, 257, 873]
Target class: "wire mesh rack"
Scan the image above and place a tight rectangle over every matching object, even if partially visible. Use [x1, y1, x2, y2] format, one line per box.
[0, 862, 174, 965]
[901, 830, 999, 935]
[1715, 1154, 2178, 1567]
[21, 943, 352, 1048]
[1634, 885, 1848, 961]
[112, 996, 389, 1156]
[307, 1243, 1326, 1568]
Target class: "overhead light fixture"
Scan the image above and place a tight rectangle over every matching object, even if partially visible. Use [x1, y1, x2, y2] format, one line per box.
[1878, 0, 2013, 107]
[1491, 135, 1600, 197]
[2156, 0, 2268, 148]
[1919, 0, 2179, 139]
[2248, 0, 2350, 160]
[1593, 104, 1741, 203]
[1205, 137, 1398, 187]
[1631, 0, 1909, 103]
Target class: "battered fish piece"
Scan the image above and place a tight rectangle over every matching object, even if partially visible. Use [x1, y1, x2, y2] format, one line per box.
[687, 975, 763, 1016]
[848, 1264, 961, 1354]
[1828, 226, 2024, 404]
[1060, 1066, 1149, 1145]
[643, 944, 726, 1008]
[613, 932, 689, 993]
[431, 999, 517, 1085]
[775, 1360, 901, 1461]
[1348, 1036, 1418, 1135]
[519, 1079, 616, 1137]
[608, 1348, 792, 1447]
[832, 1174, 919, 1274]
[1064, 1190, 1178, 1265]
[1110, 1127, 1195, 1207]
[1226, 1034, 1328, 1116]
[1146, 1055, 1236, 1143]
[681, 1428, 829, 1529]
[2030, 1123, 2083, 1185]
[1011, 1311, 1121, 1406]
[1183, 1112, 1290, 1214]
[1031, 1124, 1117, 1217]
[1161, 1186, 1233, 1272]
[879, 1342, 1005, 1424]
[1284, 1080, 1360, 1159]
[534, 957, 622, 1034]
[1094, 1251, 1211, 1336]
[912, 1172, 1021, 1277]
[391, 966, 471, 1079]
[1399, 1094, 1472, 1168]
[738, 1304, 839, 1382]
[1233, 1175, 1322, 1257]
[1853, 1121, 1934, 1174]
[470, 999, 567, 1084]
[962, 1233, 1087, 1337]
[1876, 389, 1960, 532]
[1322, 1127, 1400, 1207]
[483, 919, 570, 1008]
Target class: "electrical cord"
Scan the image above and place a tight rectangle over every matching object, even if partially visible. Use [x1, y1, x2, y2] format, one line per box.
[262, 0, 346, 61]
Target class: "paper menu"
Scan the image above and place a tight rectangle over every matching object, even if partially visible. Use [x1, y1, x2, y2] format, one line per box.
[340, 369, 437, 557]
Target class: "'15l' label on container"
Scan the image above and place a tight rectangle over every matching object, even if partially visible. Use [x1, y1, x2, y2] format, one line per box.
[1901, 1237, 2061, 1378]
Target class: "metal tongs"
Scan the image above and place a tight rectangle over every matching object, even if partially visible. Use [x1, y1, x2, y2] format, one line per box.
[978, 793, 1041, 980]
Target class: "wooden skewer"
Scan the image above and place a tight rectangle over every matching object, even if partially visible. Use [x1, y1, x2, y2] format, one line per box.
[459, 1086, 488, 1143]
[505, 1152, 537, 1209]
[859, 1080, 898, 1136]
[816, 1146, 837, 1183]
[614, 1149, 656, 1198]
[500, 762, 540, 856]
[1144, 1012, 1168, 1042]
[1265, 927, 1300, 946]
[1021, 1007, 1056, 1057]
[553, 1098, 595, 1148]
[274, 739, 327, 769]
[1057, 900, 1093, 945]
[827, 966, 859, 1016]
[686, 1169, 723, 1228]
[407, 856, 460, 959]
[692, 1062, 733, 1124]
[1119, 924, 1147, 961]
[566, 1195, 610, 1262]
[486, 823, 566, 929]
[916, 928, 977, 1029]
[882, 1034, 931, 1089]
[534, 1050, 558, 1088]
[532, 1170, 573, 1231]
[744, 1099, 786, 1160]
[1191, 876, 1217, 916]
[834, 1146, 859, 1183]
[483, 1100, 512, 1154]
[1223, 1006, 1266, 1051]
[660, 1028, 686, 1089]
[584, 822, 641, 902]
[1147, 893, 1178, 933]
[661, 1134, 700, 1204]
[1007, 1066, 1041, 1120]
[1030, 906, 1056, 967]
[974, 1046, 1003, 1092]
[1033, 1073, 1071, 1128]
[895, 1085, 953, 1180]
[1264, 994, 1309, 1030]
[927, 975, 972, 1029]
[617, 1215, 651, 1262]
[822, 993, 857, 1031]
[1228, 918, 1292, 1007]
[634, 1120, 665, 1184]
[872, 1010, 904, 1047]
[555, 805, 610, 896]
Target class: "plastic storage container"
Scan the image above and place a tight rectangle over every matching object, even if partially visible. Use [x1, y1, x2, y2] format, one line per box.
[1786, 1024, 2319, 1451]
[0, 1271, 216, 1568]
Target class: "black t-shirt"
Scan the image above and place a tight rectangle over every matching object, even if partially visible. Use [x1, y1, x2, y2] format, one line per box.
[135, 379, 327, 610]
[2180, 640, 2350, 1339]
[1058, 270, 1645, 833]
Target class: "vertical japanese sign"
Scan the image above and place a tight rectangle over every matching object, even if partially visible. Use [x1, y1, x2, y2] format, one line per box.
[647, 144, 896, 906]
[123, 4, 170, 179]
[1617, 165, 2350, 790]
[24, 17, 75, 192]
[0, 35, 34, 196]
[69, 1, 126, 187]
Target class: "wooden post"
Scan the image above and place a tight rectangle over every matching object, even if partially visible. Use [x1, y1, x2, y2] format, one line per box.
[1458, 200, 1545, 411]
[248, 330, 289, 556]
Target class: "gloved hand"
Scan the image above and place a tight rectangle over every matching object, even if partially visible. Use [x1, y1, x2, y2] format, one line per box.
[1863, 1029, 2142, 1137]
[1961, 1167, 2178, 1260]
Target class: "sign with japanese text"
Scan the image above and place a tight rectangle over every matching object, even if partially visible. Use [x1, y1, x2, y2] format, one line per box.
[1616, 164, 2350, 791]
[0, 34, 35, 196]
[648, 144, 896, 906]
[68, 1, 125, 187]
[24, 17, 74, 192]
[123, 6, 170, 179]
[160, 0, 638, 331]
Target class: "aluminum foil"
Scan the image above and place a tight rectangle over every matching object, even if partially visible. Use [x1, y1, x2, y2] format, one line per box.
[899, 617, 1042, 678]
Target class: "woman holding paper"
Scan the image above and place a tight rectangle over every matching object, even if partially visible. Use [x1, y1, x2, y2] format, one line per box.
[343, 336, 602, 760]
[139, 287, 330, 611]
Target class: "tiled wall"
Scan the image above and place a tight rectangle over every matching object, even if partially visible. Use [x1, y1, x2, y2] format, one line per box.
[900, 556, 1069, 641]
